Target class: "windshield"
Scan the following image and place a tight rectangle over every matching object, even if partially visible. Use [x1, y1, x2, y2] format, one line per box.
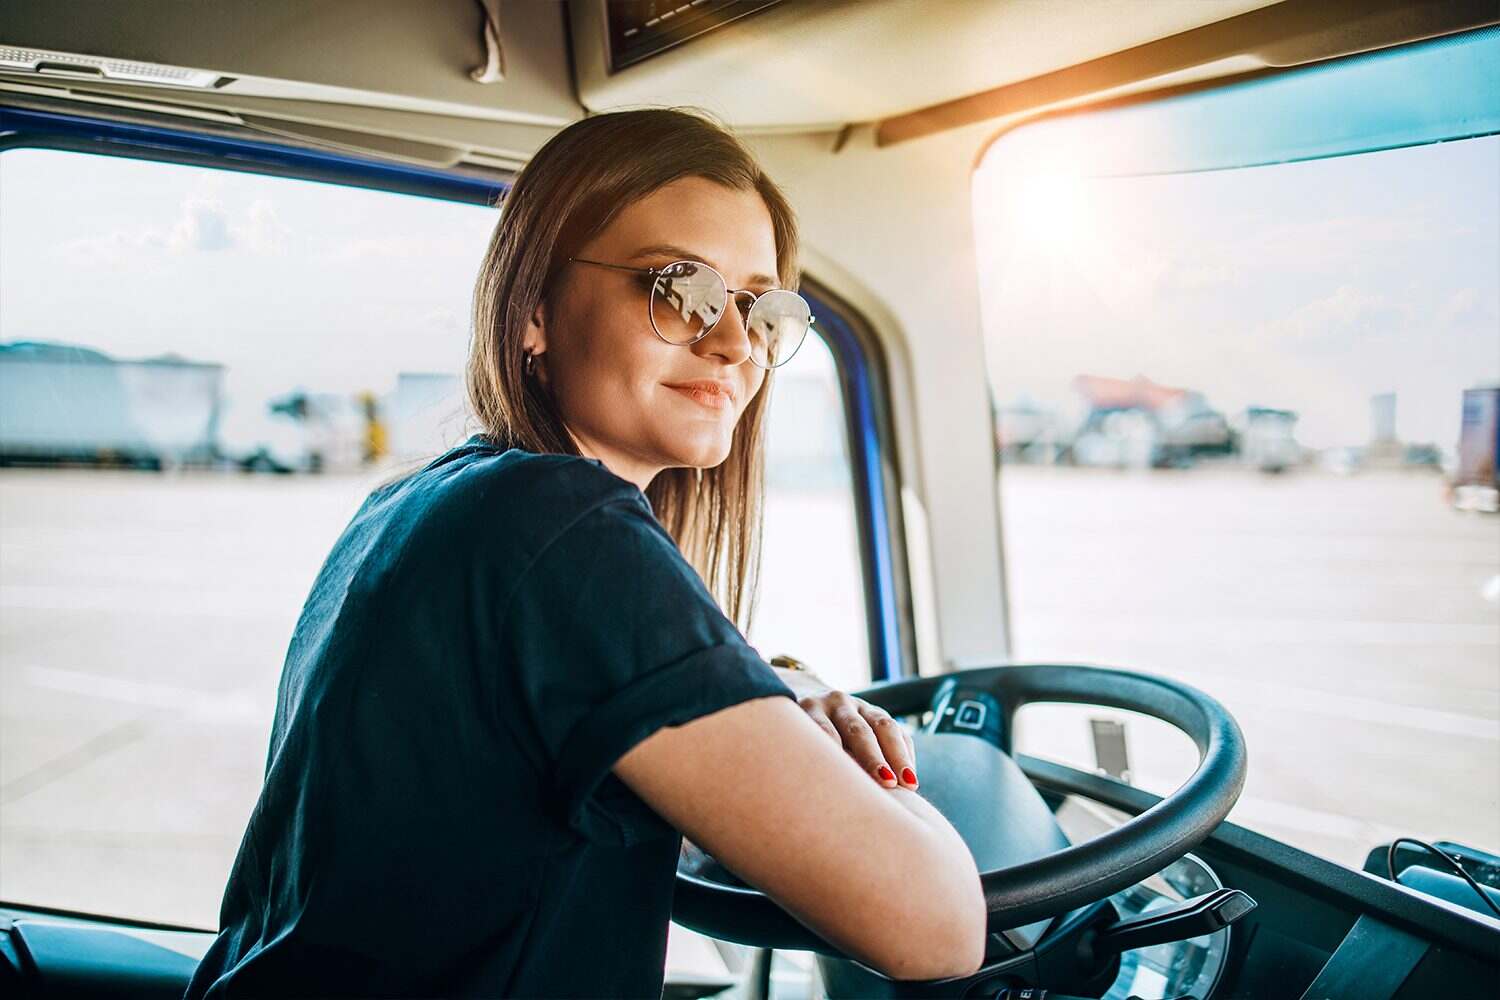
[974, 33, 1499, 869]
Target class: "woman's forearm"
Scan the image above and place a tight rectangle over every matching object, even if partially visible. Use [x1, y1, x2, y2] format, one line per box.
[871, 785, 988, 977]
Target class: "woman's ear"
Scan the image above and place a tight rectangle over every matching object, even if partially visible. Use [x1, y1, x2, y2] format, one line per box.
[522, 299, 548, 357]
[523, 299, 552, 385]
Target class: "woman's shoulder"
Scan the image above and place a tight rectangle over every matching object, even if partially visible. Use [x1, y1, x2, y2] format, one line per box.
[450, 437, 640, 504]
[391, 437, 652, 556]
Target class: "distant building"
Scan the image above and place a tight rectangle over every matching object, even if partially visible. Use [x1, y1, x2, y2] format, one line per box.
[1370, 392, 1398, 443]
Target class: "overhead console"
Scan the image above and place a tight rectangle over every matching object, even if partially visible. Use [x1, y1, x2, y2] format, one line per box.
[603, 0, 783, 72]
[567, 0, 1290, 133]
[571, 0, 1500, 142]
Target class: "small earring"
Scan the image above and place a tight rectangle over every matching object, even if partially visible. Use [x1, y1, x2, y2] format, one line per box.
[524, 350, 537, 376]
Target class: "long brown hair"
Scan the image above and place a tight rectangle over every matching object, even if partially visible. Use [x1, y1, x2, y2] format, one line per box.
[466, 108, 799, 633]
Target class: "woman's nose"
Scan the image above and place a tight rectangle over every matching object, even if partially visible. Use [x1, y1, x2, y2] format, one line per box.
[692, 291, 755, 366]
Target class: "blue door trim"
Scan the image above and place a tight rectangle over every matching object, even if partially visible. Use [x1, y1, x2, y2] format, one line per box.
[0, 107, 507, 204]
[801, 288, 908, 681]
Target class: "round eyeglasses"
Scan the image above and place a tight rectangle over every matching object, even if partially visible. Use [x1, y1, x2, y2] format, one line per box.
[568, 256, 813, 369]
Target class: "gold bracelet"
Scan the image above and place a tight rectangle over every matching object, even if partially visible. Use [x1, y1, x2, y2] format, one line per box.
[769, 654, 809, 672]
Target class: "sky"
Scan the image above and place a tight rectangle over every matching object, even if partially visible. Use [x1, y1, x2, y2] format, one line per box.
[0, 148, 846, 452]
[973, 134, 1500, 451]
[0, 149, 497, 414]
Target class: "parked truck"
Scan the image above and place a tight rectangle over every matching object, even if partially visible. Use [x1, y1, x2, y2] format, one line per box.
[1453, 385, 1499, 512]
[0, 341, 223, 468]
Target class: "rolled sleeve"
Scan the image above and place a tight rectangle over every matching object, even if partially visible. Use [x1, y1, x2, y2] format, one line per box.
[499, 497, 794, 846]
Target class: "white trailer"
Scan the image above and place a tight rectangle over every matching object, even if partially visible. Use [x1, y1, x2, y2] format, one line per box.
[0, 341, 223, 466]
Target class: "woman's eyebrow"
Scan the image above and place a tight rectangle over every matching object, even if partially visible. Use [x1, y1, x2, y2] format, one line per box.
[628, 243, 780, 288]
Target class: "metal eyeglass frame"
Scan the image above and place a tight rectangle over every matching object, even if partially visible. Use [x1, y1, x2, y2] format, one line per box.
[568, 256, 813, 369]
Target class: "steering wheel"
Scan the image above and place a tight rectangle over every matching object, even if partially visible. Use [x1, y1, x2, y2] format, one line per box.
[674, 663, 1247, 960]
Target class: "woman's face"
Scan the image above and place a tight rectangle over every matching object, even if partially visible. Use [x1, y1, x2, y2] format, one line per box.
[528, 176, 777, 491]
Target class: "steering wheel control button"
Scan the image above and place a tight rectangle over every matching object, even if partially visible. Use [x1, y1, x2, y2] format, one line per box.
[926, 683, 1006, 748]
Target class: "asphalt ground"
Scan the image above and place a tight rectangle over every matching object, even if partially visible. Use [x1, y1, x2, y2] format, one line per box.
[1000, 464, 1500, 867]
[2, 464, 1496, 943]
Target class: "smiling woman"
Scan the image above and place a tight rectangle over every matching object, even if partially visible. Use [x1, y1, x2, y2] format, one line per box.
[174, 108, 982, 998]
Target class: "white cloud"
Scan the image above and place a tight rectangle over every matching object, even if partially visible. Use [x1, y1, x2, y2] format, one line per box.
[1261, 285, 1394, 342]
[419, 306, 464, 334]
[60, 228, 164, 259]
[1166, 261, 1232, 292]
[239, 199, 288, 254]
[313, 233, 465, 265]
[1432, 286, 1494, 331]
[59, 197, 291, 260]
[1243, 213, 1441, 272]
[167, 198, 234, 252]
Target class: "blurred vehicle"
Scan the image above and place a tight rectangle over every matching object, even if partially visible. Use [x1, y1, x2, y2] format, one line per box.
[385, 372, 469, 466]
[1071, 407, 1161, 470]
[216, 392, 312, 473]
[1067, 375, 1232, 469]
[218, 390, 368, 473]
[1155, 395, 1234, 469]
[1319, 445, 1364, 476]
[1239, 407, 1302, 474]
[994, 398, 1064, 465]
[1453, 386, 1499, 512]
[0, 340, 221, 468]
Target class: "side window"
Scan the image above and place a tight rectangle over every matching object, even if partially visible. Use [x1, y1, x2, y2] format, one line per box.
[755, 336, 871, 691]
[0, 146, 872, 930]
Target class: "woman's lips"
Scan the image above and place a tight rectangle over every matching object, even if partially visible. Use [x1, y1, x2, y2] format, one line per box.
[664, 381, 735, 409]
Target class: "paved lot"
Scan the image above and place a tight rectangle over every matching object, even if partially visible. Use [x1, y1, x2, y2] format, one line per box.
[2, 464, 1497, 936]
[1000, 464, 1500, 865]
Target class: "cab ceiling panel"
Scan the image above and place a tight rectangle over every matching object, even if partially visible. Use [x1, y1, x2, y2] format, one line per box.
[570, 0, 1282, 130]
[0, 0, 582, 164]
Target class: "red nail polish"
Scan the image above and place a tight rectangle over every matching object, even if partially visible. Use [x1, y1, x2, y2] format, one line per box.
[902, 767, 918, 786]
[877, 765, 896, 783]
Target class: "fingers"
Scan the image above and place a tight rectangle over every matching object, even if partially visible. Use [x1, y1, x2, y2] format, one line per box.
[857, 701, 918, 790]
[797, 696, 843, 747]
[826, 695, 897, 787]
[797, 692, 920, 790]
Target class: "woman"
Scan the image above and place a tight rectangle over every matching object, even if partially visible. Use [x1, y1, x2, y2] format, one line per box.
[184, 109, 985, 999]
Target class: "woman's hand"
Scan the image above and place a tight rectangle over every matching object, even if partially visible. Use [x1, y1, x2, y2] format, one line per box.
[773, 666, 919, 790]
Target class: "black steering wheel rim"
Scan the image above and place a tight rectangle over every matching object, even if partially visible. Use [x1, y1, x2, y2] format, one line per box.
[674, 663, 1247, 951]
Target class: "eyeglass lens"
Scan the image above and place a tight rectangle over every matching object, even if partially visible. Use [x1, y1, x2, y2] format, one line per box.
[649, 261, 810, 368]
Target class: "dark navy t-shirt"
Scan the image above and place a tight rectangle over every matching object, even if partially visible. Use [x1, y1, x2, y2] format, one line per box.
[183, 436, 794, 999]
